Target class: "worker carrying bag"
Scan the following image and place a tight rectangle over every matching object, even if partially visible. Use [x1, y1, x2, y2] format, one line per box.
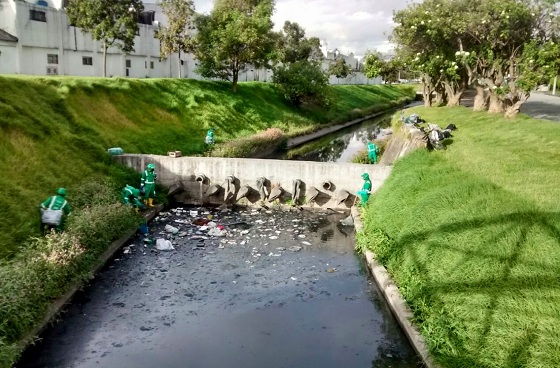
[41, 197, 66, 226]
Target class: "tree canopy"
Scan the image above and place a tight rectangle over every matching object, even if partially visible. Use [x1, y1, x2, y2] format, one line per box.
[194, 0, 276, 91]
[156, 0, 196, 78]
[67, 0, 144, 77]
[392, 0, 560, 116]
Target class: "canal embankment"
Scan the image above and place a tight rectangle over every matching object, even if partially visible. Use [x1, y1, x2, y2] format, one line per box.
[0, 76, 414, 366]
[357, 106, 560, 367]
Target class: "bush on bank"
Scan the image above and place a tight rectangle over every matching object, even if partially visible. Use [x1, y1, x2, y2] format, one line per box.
[0, 180, 142, 367]
[356, 106, 560, 368]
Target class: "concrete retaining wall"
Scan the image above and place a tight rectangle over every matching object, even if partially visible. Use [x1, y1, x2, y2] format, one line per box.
[116, 155, 392, 209]
[379, 123, 427, 165]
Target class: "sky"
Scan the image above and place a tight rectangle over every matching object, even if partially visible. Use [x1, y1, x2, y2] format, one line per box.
[145, 0, 414, 58]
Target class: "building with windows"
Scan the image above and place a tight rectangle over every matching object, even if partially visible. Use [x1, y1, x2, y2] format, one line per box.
[0, 0, 199, 78]
[0, 0, 380, 84]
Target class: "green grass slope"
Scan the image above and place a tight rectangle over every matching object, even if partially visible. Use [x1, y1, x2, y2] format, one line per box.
[358, 106, 560, 368]
[0, 76, 413, 257]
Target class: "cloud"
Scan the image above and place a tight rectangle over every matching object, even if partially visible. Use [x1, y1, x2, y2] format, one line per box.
[146, 0, 414, 56]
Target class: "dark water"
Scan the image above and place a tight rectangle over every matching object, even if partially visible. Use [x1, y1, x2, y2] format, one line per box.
[280, 114, 393, 163]
[17, 207, 420, 368]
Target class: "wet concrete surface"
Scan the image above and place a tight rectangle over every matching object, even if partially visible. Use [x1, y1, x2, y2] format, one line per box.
[17, 206, 421, 368]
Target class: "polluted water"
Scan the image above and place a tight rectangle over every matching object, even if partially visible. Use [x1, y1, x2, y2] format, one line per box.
[16, 205, 420, 368]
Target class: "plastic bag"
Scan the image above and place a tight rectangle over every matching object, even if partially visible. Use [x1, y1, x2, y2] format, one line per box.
[156, 239, 175, 251]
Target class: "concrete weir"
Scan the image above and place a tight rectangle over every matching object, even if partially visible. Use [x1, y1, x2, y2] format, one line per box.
[116, 155, 393, 209]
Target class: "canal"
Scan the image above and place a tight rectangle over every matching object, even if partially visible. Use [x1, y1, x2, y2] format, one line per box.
[271, 113, 393, 163]
[17, 111, 422, 368]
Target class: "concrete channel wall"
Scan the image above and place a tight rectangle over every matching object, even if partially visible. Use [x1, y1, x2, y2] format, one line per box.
[116, 155, 393, 210]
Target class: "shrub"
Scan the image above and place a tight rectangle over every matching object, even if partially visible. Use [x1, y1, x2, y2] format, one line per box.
[272, 61, 331, 107]
[211, 128, 287, 157]
[0, 181, 143, 366]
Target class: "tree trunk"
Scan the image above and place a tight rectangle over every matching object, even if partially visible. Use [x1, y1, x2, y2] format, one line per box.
[488, 93, 504, 114]
[423, 93, 432, 107]
[422, 82, 433, 107]
[504, 101, 523, 118]
[473, 85, 488, 111]
[102, 43, 107, 78]
[446, 91, 463, 106]
[178, 49, 182, 78]
[435, 92, 444, 106]
[232, 71, 238, 92]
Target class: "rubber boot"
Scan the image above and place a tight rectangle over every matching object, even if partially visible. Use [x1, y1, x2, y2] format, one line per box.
[148, 198, 155, 207]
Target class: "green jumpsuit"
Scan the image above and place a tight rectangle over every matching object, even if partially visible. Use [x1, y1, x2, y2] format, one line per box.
[205, 129, 215, 145]
[367, 142, 379, 164]
[356, 173, 372, 206]
[122, 185, 144, 209]
[40, 194, 71, 234]
[141, 165, 156, 200]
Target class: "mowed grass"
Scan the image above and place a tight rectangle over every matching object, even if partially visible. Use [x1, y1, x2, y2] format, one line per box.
[0, 76, 414, 257]
[357, 106, 560, 368]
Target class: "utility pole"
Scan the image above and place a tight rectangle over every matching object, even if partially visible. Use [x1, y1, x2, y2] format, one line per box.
[553, 75, 557, 95]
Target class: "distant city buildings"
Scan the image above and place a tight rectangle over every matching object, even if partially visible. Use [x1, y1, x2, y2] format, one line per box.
[0, 0, 380, 84]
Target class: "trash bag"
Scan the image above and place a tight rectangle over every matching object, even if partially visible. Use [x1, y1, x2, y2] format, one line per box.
[445, 124, 458, 131]
[156, 239, 175, 251]
[165, 224, 179, 234]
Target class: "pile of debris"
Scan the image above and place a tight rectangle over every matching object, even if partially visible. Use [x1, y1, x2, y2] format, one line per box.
[401, 112, 458, 150]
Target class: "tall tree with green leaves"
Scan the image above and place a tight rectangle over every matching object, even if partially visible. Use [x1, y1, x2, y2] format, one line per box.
[67, 0, 144, 77]
[156, 0, 196, 78]
[328, 58, 353, 79]
[276, 21, 323, 64]
[194, 0, 276, 92]
[272, 21, 329, 107]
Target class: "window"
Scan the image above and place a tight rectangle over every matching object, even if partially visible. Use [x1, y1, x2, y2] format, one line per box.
[150, 61, 154, 69]
[82, 56, 93, 66]
[126, 59, 131, 68]
[30, 9, 47, 22]
[126, 68, 130, 77]
[47, 54, 58, 64]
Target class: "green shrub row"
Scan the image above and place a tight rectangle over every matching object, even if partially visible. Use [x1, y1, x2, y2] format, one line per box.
[0, 180, 142, 367]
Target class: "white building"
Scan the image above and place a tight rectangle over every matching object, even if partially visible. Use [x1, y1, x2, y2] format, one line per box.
[0, 0, 379, 85]
[319, 39, 382, 85]
[0, 0, 201, 78]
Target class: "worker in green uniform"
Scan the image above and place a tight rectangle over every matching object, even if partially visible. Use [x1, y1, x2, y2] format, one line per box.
[356, 173, 372, 206]
[122, 184, 145, 212]
[366, 141, 380, 164]
[141, 163, 157, 207]
[39, 187, 72, 235]
[205, 128, 215, 145]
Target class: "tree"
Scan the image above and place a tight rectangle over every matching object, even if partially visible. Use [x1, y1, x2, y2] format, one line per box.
[276, 21, 323, 64]
[67, 0, 144, 77]
[456, 0, 560, 116]
[272, 61, 330, 106]
[156, 0, 196, 78]
[392, 0, 471, 107]
[194, 0, 276, 92]
[328, 58, 353, 79]
[363, 51, 384, 79]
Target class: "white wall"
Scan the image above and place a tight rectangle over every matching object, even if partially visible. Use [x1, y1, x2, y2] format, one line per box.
[0, 42, 17, 74]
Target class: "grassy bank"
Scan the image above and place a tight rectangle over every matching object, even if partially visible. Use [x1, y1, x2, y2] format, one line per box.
[0, 76, 414, 256]
[357, 107, 560, 367]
